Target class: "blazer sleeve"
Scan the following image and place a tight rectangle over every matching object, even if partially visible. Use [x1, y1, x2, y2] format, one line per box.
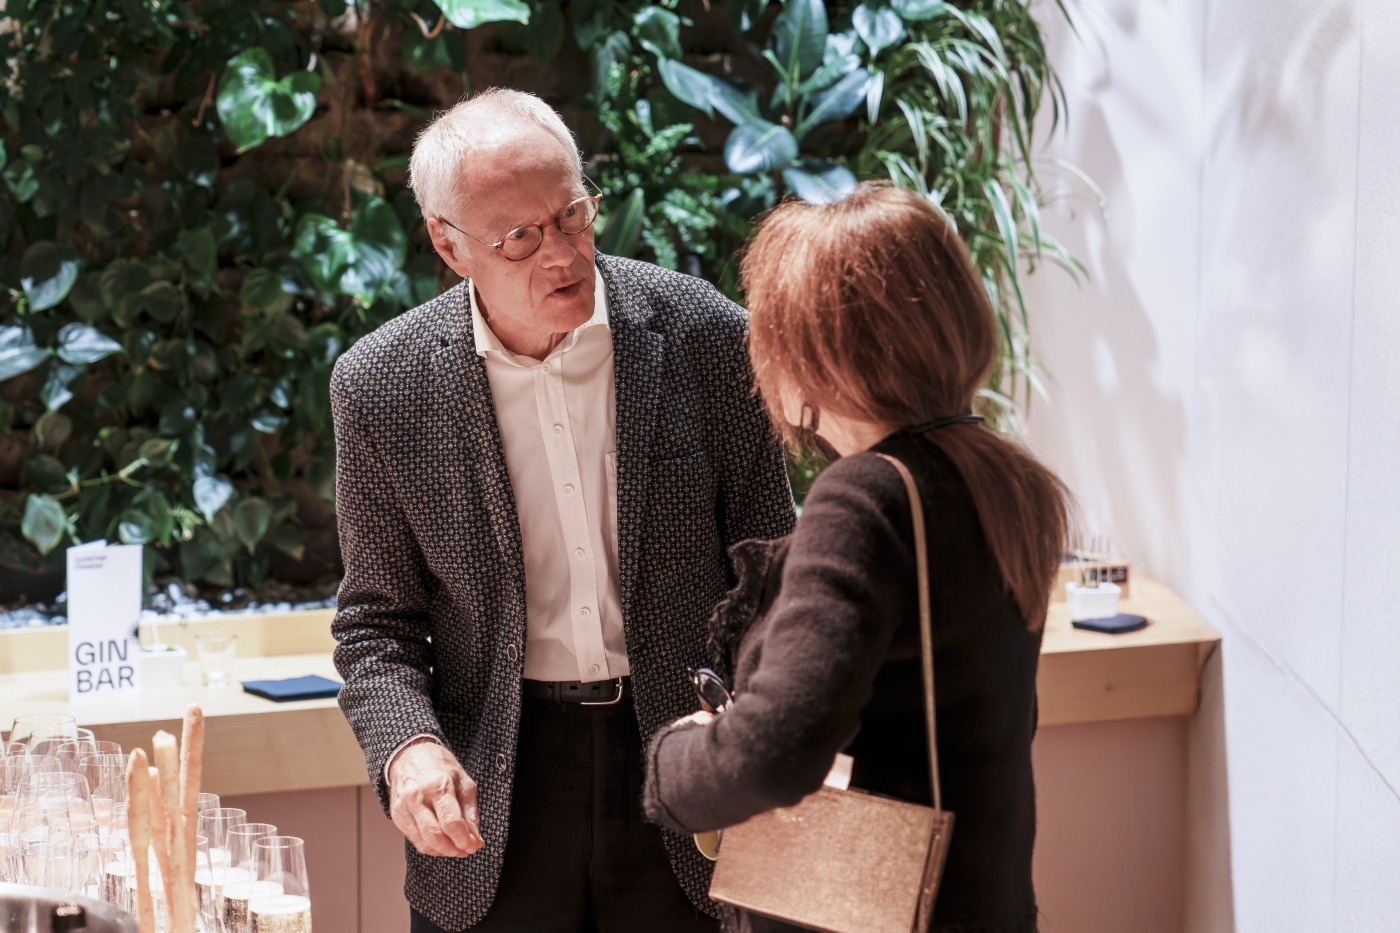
[707, 291, 797, 548]
[330, 360, 449, 813]
[643, 454, 914, 833]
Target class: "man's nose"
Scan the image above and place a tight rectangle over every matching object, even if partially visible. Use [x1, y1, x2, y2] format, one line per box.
[534, 222, 579, 267]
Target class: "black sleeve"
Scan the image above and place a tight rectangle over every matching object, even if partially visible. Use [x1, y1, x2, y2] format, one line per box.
[643, 453, 916, 833]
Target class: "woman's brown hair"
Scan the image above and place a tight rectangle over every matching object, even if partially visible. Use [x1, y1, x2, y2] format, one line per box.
[742, 183, 1069, 630]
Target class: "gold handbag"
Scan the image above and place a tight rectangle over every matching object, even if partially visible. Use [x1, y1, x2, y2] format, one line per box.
[706, 452, 954, 933]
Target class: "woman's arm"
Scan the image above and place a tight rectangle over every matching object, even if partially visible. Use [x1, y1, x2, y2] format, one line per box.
[643, 454, 917, 833]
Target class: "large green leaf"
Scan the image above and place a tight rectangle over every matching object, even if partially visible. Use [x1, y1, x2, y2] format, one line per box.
[797, 69, 871, 138]
[55, 323, 122, 365]
[23, 455, 72, 495]
[40, 362, 84, 412]
[853, 5, 904, 57]
[193, 475, 234, 523]
[0, 326, 49, 382]
[216, 49, 322, 154]
[724, 121, 799, 174]
[20, 242, 81, 312]
[436, 0, 531, 29]
[234, 497, 271, 551]
[599, 189, 646, 258]
[634, 7, 682, 60]
[21, 494, 67, 556]
[769, 0, 827, 81]
[293, 195, 407, 304]
[591, 31, 632, 99]
[527, 0, 565, 67]
[656, 59, 718, 117]
[891, 0, 943, 21]
[783, 164, 857, 203]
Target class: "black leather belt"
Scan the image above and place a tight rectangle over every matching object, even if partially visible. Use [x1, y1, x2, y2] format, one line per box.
[523, 677, 631, 705]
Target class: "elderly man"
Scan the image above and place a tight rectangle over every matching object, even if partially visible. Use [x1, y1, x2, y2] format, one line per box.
[330, 89, 795, 932]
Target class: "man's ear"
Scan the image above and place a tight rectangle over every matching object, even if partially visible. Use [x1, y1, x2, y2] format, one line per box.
[426, 218, 471, 278]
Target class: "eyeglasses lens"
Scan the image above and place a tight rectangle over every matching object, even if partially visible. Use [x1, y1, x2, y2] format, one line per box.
[500, 197, 599, 261]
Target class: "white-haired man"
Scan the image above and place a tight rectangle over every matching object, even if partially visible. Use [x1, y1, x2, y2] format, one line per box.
[330, 89, 795, 932]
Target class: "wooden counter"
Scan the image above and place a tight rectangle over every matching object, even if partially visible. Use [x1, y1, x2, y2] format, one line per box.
[0, 573, 1218, 795]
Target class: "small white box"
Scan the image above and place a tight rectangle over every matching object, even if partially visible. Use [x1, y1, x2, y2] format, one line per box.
[1064, 582, 1122, 621]
[139, 646, 188, 688]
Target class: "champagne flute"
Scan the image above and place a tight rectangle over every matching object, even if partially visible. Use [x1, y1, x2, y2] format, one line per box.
[249, 836, 311, 933]
[81, 753, 128, 835]
[21, 837, 73, 888]
[228, 823, 277, 871]
[198, 808, 247, 870]
[14, 804, 67, 845]
[198, 792, 221, 814]
[100, 833, 133, 911]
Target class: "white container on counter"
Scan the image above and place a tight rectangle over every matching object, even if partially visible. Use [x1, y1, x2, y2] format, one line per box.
[139, 645, 188, 688]
[1064, 581, 1122, 621]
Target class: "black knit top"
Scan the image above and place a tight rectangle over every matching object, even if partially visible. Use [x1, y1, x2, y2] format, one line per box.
[643, 431, 1042, 933]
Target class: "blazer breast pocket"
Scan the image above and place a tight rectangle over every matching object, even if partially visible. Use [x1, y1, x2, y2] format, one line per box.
[643, 449, 721, 563]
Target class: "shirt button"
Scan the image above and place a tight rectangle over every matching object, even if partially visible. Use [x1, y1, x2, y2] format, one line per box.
[496, 753, 507, 772]
[542, 363, 552, 373]
[575, 548, 585, 558]
[589, 664, 600, 675]
[553, 424, 563, 434]
[580, 606, 591, 617]
[506, 644, 519, 662]
[564, 485, 574, 495]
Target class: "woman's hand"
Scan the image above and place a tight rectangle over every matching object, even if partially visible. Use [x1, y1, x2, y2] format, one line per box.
[672, 710, 715, 728]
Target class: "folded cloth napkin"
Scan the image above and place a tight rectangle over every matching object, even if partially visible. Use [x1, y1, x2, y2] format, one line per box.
[241, 674, 343, 702]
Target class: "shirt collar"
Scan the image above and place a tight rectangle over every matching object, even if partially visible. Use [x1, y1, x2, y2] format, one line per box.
[471, 268, 610, 363]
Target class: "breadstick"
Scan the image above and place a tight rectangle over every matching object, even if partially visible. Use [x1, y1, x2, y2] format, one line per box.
[152, 730, 188, 932]
[178, 705, 204, 933]
[149, 766, 176, 933]
[127, 750, 157, 933]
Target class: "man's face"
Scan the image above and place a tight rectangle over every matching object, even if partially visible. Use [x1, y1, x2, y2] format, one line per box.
[426, 126, 596, 346]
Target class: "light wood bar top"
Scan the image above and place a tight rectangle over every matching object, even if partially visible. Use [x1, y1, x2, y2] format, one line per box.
[0, 573, 1218, 794]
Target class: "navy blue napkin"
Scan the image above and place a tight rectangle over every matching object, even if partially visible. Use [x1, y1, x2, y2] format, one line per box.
[241, 675, 343, 702]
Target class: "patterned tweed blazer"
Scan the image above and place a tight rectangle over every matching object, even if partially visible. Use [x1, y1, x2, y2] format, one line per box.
[330, 254, 797, 930]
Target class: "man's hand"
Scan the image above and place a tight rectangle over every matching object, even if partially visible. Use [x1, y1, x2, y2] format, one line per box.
[388, 739, 485, 858]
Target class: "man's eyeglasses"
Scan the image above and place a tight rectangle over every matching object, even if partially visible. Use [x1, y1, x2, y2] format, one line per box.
[436, 192, 603, 262]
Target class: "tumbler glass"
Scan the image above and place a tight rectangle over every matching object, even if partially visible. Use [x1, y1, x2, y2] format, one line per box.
[249, 836, 310, 932]
[195, 633, 239, 688]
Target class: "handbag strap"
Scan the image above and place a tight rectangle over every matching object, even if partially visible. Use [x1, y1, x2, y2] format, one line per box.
[874, 453, 943, 815]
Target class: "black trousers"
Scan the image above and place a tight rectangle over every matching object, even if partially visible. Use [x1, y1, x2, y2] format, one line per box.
[411, 696, 719, 933]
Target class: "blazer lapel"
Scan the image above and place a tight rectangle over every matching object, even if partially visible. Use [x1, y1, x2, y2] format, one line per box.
[601, 256, 665, 625]
[429, 281, 527, 610]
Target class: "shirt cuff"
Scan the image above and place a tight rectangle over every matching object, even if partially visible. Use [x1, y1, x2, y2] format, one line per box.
[384, 733, 443, 787]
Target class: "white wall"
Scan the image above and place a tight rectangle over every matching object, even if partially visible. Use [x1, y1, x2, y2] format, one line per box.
[1024, 0, 1400, 928]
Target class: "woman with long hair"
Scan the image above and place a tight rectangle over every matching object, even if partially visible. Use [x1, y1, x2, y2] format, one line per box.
[643, 184, 1070, 933]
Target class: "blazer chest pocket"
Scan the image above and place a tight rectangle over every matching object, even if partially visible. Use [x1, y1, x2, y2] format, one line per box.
[644, 449, 720, 562]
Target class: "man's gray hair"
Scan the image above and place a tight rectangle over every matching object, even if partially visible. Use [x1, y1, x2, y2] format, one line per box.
[409, 88, 583, 224]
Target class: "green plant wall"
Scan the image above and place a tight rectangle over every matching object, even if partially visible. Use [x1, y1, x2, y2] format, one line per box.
[0, 0, 1078, 598]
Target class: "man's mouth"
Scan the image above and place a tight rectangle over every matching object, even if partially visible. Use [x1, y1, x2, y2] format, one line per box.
[548, 280, 583, 300]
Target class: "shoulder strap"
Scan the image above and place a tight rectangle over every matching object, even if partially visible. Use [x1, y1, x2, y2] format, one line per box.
[874, 453, 943, 814]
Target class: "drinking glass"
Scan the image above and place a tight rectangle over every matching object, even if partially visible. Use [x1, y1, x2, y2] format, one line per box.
[199, 830, 253, 933]
[60, 739, 121, 773]
[198, 792, 221, 814]
[198, 807, 247, 869]
[196, 633, 239, 687]
[0, 815, 13, 883]
[14, 804, 67, 845]
[81, 753, 128, 834]
[99, 833, 133, 912]
[20, 837, 74, 888]
[227, 823, 277, 872]
[17, 772, 95, 822]
[249, 836, 310, 933]
[8, 714, 77, 748]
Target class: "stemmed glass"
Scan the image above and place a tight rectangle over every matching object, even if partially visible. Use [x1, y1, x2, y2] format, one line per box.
[249, 836, 310, 933]
[198, 807, 247, 870]
[228, 823, 277, 872]
[59, 739, 121, 773]
[16, 772, 95, 822]
[80, 754, 128, 835]
[8, 714, 77, 749]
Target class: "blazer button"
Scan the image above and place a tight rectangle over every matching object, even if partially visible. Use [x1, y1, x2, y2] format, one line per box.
[506, 644, 519, 662]
[496, 753, 507, 772]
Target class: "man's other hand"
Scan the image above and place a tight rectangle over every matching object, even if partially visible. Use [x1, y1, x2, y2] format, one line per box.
[388, 739, 485, 858]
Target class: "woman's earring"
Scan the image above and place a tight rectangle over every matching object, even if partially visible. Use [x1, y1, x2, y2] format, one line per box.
[800, 403, 819, 432]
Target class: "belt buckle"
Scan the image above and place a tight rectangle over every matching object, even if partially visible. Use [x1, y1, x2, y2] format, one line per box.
[580, 677, 624, 706]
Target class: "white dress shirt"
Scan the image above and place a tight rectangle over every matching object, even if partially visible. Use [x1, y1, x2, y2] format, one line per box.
[385, 271, 630, 783]
[470, 271, 629, 684]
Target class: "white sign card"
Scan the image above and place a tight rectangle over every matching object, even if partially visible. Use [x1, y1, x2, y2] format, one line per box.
[67, 540, 143, 700]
